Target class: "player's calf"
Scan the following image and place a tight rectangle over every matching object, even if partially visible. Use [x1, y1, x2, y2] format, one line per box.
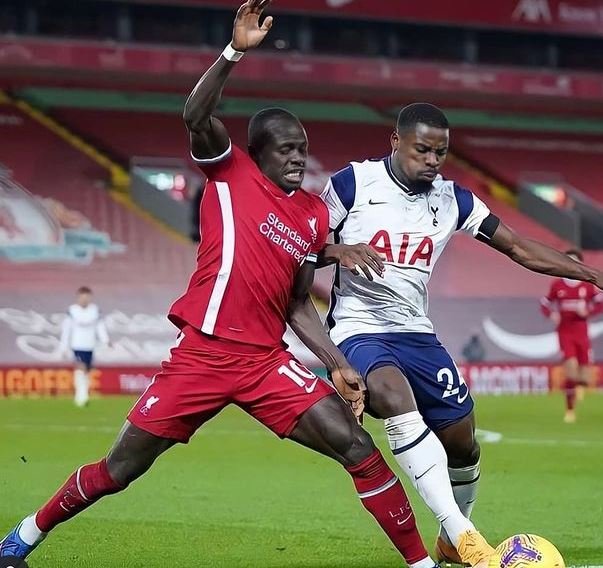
[385, 412, 476, 546]
[346, 449, 437, 568]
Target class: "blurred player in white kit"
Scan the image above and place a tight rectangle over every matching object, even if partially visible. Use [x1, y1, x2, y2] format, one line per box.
[60, 286, 110, 406]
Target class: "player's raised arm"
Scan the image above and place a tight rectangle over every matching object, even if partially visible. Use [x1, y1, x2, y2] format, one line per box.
[183, 0, 273, 160]
[484, 220, 603, 289]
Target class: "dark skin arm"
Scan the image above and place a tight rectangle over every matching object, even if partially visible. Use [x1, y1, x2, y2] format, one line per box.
[321, 221, 603, 288]
[183, 0, 273, 159]
[318, 243, 385, 280]
[487, 220, 603, 288]
[288, 261, 366, 421]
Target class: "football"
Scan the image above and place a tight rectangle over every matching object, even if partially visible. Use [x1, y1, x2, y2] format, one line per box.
[491, 534, 565, 568]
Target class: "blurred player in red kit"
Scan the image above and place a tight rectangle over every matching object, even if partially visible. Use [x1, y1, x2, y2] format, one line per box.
[541, 249, 603, 422]
[0, 2, 439, 566]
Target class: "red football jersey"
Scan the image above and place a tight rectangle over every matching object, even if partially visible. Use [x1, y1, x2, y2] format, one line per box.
[169, 144, 329, 347]
[540, 278, 603, 331]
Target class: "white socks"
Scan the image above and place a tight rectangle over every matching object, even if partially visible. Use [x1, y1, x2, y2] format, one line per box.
[74, 369, 89, 407]
[385, 412, 475, 547]
[18, 514, 46, 546]
[449, 462, 480, 519]
[438, 461, 481, 544]
[410, 557, 438, 568]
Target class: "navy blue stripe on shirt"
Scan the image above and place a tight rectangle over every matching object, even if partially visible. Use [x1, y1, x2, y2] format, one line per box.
[326, 224, 344, 331]
[454, 183, 474, 230]
[330, 164, 356, 213]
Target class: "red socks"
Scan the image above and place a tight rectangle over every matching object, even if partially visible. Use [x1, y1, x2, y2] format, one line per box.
[35, 459, 123, 532]
[347, 450, 428, 564]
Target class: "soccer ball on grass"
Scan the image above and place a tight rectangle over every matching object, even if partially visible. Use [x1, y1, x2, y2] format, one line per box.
[490, 534, 565, 568]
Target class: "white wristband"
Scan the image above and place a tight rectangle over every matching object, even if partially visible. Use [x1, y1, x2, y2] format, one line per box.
[222, 43, 245, 62]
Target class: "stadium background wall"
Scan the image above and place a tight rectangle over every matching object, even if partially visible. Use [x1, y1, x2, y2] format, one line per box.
[0, 363, 601, 397]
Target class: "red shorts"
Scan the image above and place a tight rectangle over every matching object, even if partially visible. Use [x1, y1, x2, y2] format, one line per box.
[558, 331, 592, 365]
[128, 326, 335, 442]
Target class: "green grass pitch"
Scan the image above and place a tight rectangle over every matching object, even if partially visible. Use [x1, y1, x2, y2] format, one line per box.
[1, 393, 602, 567]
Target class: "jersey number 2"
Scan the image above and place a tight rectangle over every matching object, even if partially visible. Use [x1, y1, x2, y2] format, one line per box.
[437, 367, 469, 404]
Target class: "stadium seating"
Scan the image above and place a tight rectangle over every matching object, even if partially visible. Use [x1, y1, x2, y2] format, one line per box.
[0, 101, 194, 302]
[52, 108, 191, 165]
[453, 127, 603, 206]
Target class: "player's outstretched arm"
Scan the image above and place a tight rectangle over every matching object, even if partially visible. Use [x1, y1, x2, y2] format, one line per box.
[183, 0, 273, 160]
[487, 220, 603, 289]
[319, 243, 385, 280]
[288, 263, 365, 421]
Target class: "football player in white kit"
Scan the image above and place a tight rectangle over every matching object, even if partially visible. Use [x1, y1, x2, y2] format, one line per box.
[60, 286, 110, 407]
[290, 103, 603, 565]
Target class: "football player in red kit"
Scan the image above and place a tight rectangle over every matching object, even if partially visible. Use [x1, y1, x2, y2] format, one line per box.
[541, 249, 603, 422]
[0, 2, 440, 566]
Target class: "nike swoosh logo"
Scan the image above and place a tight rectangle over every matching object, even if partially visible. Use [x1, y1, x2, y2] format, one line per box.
[414, 463, 436, 481]
[305, 378, 320, 394]
[397, 512, 413, 525]
[368, 199, 387, 205]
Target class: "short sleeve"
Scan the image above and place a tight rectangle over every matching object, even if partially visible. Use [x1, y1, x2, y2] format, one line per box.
[312, 200, 330, 253]
[454, 184, 491, 237]
[320, 164, 356, 231]
[305, 200, 330, 263]
[191, 142, 249, 180]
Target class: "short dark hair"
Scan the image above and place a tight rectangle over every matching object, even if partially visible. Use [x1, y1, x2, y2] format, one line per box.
[248, 107, 301, 151]
[565, 248, 584, 261]
[397, 103, 449, 133]
[77, 286, 92, 295]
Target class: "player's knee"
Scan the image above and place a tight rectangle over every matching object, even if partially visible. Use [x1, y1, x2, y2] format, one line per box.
[366, 370, 416, 418]
[106, 452, 150, 487]
[446, 436, 480, 468]
[337, 426, 376, 467]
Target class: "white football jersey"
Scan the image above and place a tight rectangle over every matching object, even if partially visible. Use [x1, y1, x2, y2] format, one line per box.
[60, 303, 109, 351]
[321, 156, 490, 344]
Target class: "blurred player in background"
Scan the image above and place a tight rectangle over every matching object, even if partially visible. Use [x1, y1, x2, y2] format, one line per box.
[59, 286, 110, 407]
[1, 4, 441, 566]
[297, 102, 603, 565]
[540, 249, 603, 423]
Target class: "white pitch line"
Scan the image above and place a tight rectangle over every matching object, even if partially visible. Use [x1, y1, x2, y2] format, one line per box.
[475, 428, 503, 443]
[504, 437, 603, 447]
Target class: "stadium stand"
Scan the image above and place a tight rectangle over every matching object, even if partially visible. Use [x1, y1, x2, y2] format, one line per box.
[453, 127, 603, 206]
[0, 98, 194, 298]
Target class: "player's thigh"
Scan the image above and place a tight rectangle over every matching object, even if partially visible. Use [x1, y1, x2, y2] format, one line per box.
[578, 361, 592, 385]
[366, 365, 418, 419]
[106, 421, 177, 486]
[563, 356, 580, 379]
[289, 393, 376, 467]
[338, 333, 413, 418]
[128, 327, 231, 444]
[395, 334, 474, 433]
[235, 350, 337, 440]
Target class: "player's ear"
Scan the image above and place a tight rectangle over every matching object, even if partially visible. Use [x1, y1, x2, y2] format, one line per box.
[390, 130, 400, 152]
